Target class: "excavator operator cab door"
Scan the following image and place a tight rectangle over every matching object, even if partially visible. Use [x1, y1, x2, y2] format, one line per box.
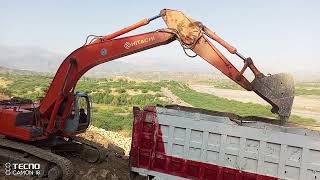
[64, 92, 91, 133]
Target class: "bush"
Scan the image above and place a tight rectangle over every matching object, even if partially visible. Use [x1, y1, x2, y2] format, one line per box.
[0, 87, 12, 96]
[112, 94, 129, 105]
[91, 93, 105, 104]
[116, 88, 126, 93]
[91, 110, 133, 132]
[102, 94, 114, 104]
[129, 94, 166, 106]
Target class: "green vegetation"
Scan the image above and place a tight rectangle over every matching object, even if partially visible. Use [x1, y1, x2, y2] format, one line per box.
[210, 79, 243, 90]
[207, 78, 320, 97]
[91, 105, 133, 133]
[169, 81, 274, 117]
[295, 82, 320, 96]
[167, 81, 316, 125]
[0, 73, 168, 134]
[295, 88, 320, 96]
[0, 72, 317, 135]
[0, 74, 51, 100]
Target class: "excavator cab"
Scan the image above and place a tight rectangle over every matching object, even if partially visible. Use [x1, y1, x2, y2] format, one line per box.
[64, 92, 91, 133]
[161, 9, 295, 121]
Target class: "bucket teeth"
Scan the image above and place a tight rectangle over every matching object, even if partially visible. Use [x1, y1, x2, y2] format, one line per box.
[251, 73, 295, 120]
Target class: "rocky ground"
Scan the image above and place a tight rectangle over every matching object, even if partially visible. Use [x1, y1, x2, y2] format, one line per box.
[0, 126, 133, 180]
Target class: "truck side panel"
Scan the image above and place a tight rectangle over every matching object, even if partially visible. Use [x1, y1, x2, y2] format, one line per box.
[130, 106, 320, 180]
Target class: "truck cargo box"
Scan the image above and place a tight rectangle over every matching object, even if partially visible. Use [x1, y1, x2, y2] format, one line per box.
[129, 105, 320, 180]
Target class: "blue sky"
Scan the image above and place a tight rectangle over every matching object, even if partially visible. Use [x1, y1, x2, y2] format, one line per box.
[0, 0, 319, 75]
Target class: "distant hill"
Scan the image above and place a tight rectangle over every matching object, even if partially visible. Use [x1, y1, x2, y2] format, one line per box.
[0, 66, 44, 75]
[0, 65, 220, 83]
[0, 45, 217, 77]
[0, 45, 63, 72]
[0, 45, 145, 76]
[0, 45, 318, 81]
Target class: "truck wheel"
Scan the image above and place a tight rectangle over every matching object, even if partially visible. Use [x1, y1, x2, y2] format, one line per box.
[129, 171, 148, 180]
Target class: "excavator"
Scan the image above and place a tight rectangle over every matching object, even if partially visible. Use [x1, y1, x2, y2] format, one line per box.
[0, 9, 294, 179]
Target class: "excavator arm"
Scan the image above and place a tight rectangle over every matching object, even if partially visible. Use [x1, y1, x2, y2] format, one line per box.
[39, 9, 294, 133]
[161, 9, 294, 121]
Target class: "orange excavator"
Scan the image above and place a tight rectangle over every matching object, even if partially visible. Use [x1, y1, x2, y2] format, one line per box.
[0, 9, 294, 179]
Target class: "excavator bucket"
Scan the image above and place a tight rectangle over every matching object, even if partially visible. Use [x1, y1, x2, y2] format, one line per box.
[252, 73, 295, 120]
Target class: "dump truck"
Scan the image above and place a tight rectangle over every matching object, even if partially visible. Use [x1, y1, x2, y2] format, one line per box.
[129, 105, 320, 180]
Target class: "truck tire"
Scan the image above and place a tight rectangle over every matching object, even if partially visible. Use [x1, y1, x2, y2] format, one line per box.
[129, 171, 149, 180]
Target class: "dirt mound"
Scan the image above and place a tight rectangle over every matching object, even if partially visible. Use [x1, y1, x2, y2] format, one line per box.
[73, 126, 132, 179]
[78, 126, 132, 156]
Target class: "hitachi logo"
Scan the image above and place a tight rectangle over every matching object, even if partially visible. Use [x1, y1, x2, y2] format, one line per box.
[124, 36, 155, 49]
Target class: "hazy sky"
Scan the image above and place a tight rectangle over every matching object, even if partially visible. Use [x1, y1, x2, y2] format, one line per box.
[1, 0, 319, 75]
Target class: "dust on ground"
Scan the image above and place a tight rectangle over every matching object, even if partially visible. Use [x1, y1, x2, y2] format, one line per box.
[191, 84, 320, 121]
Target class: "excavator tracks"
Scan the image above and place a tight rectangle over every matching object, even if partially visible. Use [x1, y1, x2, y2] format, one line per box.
[0, 137, 74, 180]
[72, 136, 108, 163]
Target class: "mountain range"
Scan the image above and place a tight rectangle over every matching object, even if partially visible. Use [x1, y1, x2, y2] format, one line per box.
[0, 45, 318, 81]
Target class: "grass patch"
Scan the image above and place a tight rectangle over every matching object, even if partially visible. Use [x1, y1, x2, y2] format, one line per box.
[295, 88, 320, 96]
[168, 81, 316, 125]
[207, 79, 320, 96]
[210, 79, 243, 90]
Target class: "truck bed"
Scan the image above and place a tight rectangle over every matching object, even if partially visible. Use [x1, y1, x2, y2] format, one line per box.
[130, 105, 320, 180]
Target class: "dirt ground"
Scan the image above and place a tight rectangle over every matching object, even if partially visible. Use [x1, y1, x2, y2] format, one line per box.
[191, 84, 320, 121]
[0, 126, 131, 180]
[73, 126, 132, 180]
